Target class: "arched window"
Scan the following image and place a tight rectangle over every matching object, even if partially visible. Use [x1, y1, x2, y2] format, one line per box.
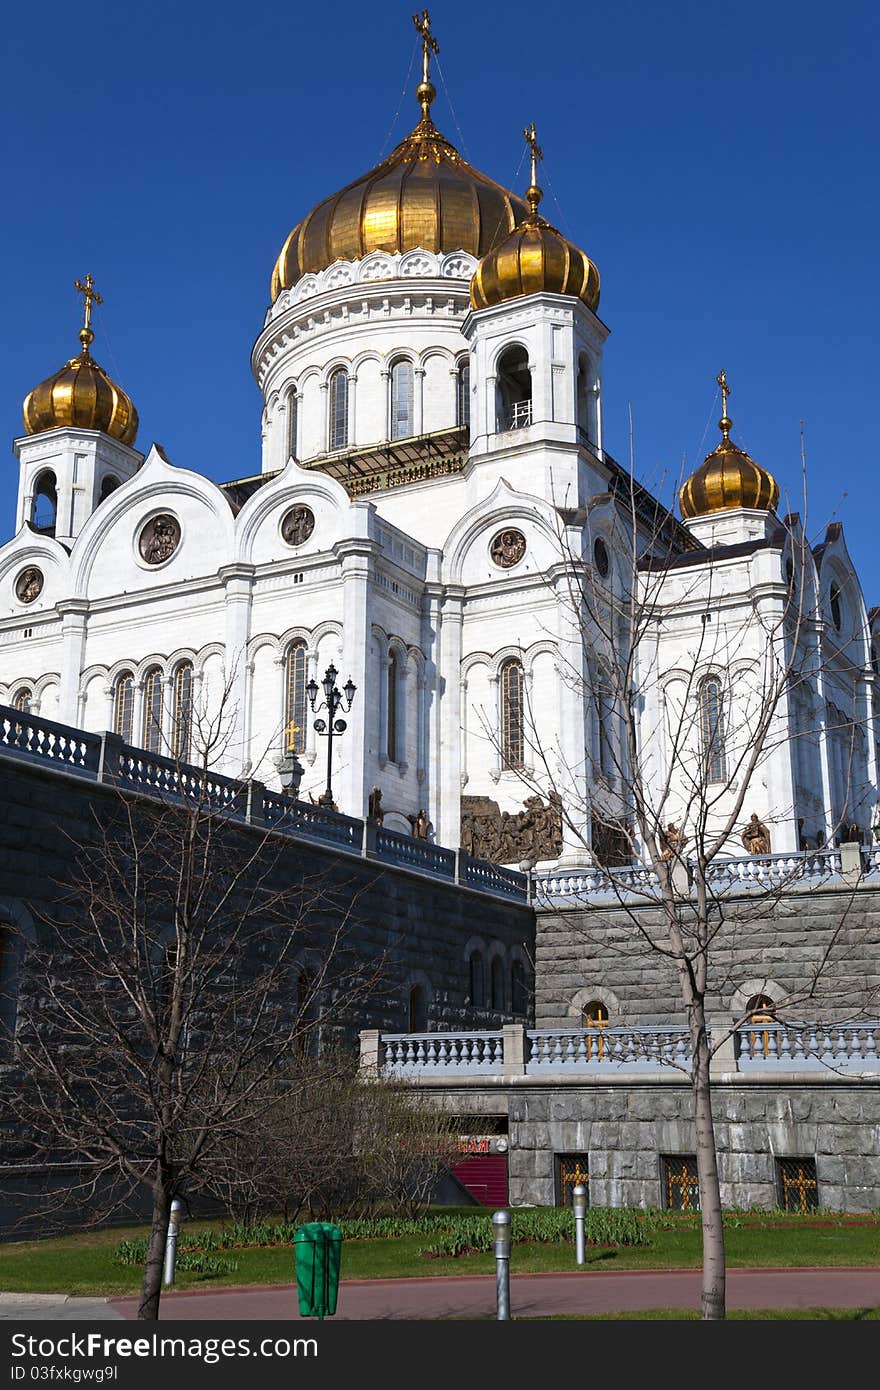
[99, 475, 120, 503]
[390, 359, 414, 440]
[595, 679, 613, 777]
[511, 959, 528, 1016]
[496, 346, 531, 431]
[113, 671, 135, 743]
[745, 993, 776, 1059]
[829, 581, 842, 632]
[142, 666, 164, 754]
[328, 369, 349, 451]
[582, 999, 609, 1061]
[172, 662, 194, 761]
[500, 658, 524, 770]
[457, 358, 470, 429]
[0, 921, 21, 1060]
[287, 389, 298, 461]
[32, 471, 57, 536]
[407, 984, 427, 1032]
[491, 956, 505, 1011]
[699, 676, 726, 784]
[285, 641, 307, 755]
[387, 651, 399, 763]
[576, 354, 592, 440]
[12, 687, 32, 714]
[468, 950, 485, 1008]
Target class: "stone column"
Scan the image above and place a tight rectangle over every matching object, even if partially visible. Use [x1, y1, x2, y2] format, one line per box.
[436, 585, 465, 847]
[553, 567, 591, 864]
[336, 511, 378, 817]
[414, 365, 426, 436]
[219, 563, 256, 775]
[56, 599, 89, 725]
[423, 571, 444, 833]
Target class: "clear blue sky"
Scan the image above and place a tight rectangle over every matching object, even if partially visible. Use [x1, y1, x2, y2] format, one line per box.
[3, 1, 877, 595]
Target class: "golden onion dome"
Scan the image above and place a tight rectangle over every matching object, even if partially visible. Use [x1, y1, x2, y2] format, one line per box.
[469, 126, 599, 312]
[679, 372, 779, 519]
[270, 86, 528, 300]
[23, 277, 138, 446]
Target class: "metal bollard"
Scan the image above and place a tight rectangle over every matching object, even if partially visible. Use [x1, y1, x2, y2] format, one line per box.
[572, 1184, 587, 1265]
[163, 1198, 184, 1287]
[492, 1209, 511, 1320]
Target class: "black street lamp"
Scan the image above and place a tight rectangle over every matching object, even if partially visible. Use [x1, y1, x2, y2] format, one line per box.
[307, 663, 357, 810]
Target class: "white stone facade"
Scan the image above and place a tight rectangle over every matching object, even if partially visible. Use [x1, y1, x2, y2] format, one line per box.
[2, 235, 877, 863]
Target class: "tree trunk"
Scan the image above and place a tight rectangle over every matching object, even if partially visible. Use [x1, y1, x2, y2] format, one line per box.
[692, 1018, 726, 1320]
[138, 1176, 171, 1321]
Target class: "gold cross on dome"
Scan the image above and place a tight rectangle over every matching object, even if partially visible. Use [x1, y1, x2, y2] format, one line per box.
[524, 122, 543, 186]
[74, 273, 103, 336]
[717, 368, 731, 417]
[413, 9, 439, 83]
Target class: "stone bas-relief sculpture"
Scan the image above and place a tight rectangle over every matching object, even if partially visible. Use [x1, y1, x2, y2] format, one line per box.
[139, 514, 181, 565]
[741, 813, 771, 855]
[15, 567, 43, 603]
[281, 504, 315, 547]
[461, 792, 562, 863]
[489, 528, 526, 568]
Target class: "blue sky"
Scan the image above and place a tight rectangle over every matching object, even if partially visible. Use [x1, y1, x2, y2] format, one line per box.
[3, 1, 877, 593]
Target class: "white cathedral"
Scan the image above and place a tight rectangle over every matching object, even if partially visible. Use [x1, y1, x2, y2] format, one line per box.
[2, 28, 877, 866]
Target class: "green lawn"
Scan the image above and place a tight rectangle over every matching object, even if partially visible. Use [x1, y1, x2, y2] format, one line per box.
[1, 1212, 878, 1297]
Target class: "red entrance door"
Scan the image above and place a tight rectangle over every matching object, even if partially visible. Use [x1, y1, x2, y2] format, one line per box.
[449, 1154, 509, 1207]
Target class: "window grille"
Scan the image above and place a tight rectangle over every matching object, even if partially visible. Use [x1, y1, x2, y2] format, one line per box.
[500, 659, 524, 769]
[287, 389, 298, 461]
[12, 688, 32, 714]
[328, 369, 348, 451]
[663, 1155, 700, 1211]
[142, 667, 163, 754]
[113, 672, 135, 743]
[556, 1155, 590, 1207]
[743, 994, 776, 1059]
[172, 662, 194, 761]
[699, 677, 727, 783]
[457, 360, 470, 428]
[390, 360, 414, 440]
[777, 1157, 819, 1213]
[284, 642, 307, 755]
[582, 999, 609, 1060]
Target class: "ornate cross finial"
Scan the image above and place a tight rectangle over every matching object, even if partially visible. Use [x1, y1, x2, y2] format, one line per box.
[717, 368, 732, 440]
[413, 9, 439, 83]
[523, 122, 544, 217]
[74, 274, 103, 354]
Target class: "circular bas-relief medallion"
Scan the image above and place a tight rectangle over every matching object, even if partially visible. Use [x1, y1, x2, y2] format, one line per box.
[138, 514, 181, 566]
[15, 566, 44, 604]
[490, 528, 526, 569]
[281, 504, 315, 548]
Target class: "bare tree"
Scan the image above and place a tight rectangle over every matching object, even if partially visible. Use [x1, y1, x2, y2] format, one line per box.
[0, 693, 385, 1320]
[474, 425, 879, 1319]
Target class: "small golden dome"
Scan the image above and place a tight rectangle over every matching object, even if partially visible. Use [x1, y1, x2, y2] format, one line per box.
[469, 189, 599, 312]
[23, 278, 138, 446]
[270, 98, 528, 300]
[679, 373, 778, 519]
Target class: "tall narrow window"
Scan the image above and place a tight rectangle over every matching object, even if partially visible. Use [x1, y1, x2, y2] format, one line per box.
[172, 662, 194, 761]
[699, 676, 726, 784]
[511, 959, 528, 1015]
[596, 681, 613, 776]
[12, 688, 32, 714]
[142, 666, 164, 754]
[496, 346, 531, 431]
[407, 984, 427, 1032]
[328, 369, 348, 451]
[468, 951, 485, 1007]
[285, 641, 307, 755]
[99, 475, 120, 503]
[390, 359, 414, 440]
[457, 359, 470, 429]
[113, 672, 135, 743]
[491, 956, 505, 1011]
[386, 651, 399, 763]
[500, 659, 524, 770]
[32, 472, 58, 537]
[0, 921, 21, 1060]
[582, 999, 609, 1061]
[287, 388, 298, 461]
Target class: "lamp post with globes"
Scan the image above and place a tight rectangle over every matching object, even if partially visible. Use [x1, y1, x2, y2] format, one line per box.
[306, 663, 357, 810]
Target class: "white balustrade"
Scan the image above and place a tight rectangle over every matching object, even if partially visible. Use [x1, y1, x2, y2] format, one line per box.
[526, 1026, 694, 1073]
[381, 1031, 504, 1074]
[735, 1021, 880, 1071]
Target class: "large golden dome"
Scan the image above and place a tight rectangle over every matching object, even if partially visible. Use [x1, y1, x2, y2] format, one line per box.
[469, 187, 600, 312]
[270, 96, 528, 301]
[23, 280, 138, 447]
[680, 374, 778, 519]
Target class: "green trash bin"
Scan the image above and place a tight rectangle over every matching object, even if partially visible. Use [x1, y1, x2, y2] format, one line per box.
[293, 1222, 343, 1318]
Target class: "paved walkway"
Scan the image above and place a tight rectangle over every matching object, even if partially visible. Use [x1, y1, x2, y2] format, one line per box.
[0, 1293, 124, 1321]
[94, 1267, 880, 1320]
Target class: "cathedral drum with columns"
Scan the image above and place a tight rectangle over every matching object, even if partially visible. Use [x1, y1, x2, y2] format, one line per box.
[1, 19, 877, 866]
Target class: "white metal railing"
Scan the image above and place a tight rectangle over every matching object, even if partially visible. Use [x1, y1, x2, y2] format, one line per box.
[498, 400, 532, 431]
[381, 1031, 504, 1074]
[527, 1026, 695, 1072]
[735, 1021, 880, 1071]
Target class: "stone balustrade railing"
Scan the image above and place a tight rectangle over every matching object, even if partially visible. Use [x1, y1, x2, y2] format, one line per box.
[0, 704, 527, 903]
[362, 1020, 880, 1078]
[734, 1021, 880, 1071]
